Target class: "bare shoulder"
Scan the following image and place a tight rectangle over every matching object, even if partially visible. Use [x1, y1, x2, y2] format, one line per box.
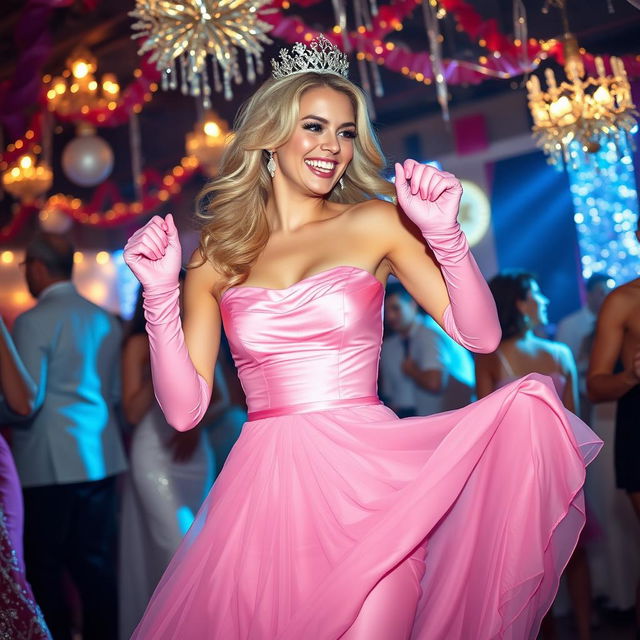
[186, 248, 224, 297]
[347, 197, 397, 225]
[346, 197, 411, 241]
[600, 280, 640, 322]
[548, 339, 575, 370]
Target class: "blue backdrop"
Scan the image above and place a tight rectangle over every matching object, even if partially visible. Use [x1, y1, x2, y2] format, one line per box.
[490, 150, 582, 324]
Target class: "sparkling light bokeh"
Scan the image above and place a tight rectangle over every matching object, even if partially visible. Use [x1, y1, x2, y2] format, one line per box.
[566, 129, 639, 285]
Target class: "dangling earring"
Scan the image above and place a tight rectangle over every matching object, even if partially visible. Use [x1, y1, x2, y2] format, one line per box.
[339, 177, 345, 190]
[267, 151, 276, 178]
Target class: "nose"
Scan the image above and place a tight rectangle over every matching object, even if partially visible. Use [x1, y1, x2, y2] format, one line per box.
[320, 132, 340, 154]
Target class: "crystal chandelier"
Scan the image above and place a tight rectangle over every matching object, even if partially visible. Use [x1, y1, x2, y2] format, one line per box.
[2, 154, 53, 203]
[526, 0, 637, 169]
[186, 111, 230, 177]
[130, 0, 274, 105]
[46, 47, 120, 116]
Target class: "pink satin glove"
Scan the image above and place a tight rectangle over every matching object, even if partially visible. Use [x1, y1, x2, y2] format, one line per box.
[395, 160, 501, 353]
[123, 214, 211, 431]
[124, 214, 182, 293]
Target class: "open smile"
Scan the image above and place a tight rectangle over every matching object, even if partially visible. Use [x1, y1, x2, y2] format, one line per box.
[304, 158, 338, 179]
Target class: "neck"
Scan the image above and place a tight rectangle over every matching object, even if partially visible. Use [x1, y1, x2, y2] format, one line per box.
[507, 328, 534, 343]
[266, 179, 332, 233]
[38, 277, 69, 296]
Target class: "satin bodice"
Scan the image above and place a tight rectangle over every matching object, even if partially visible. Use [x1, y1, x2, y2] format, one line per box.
[220, 266, 384, 418]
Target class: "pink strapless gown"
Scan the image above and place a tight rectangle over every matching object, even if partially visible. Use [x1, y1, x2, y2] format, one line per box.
[132, 266, 602, 640]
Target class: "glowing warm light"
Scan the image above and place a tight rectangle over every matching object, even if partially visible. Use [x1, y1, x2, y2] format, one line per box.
[19, 155, 34, 169]
[12, 291, 30, 305]
[527, 35, 637, 169]
[74, 252, 84, 264]
[203, 121, 221, 137]
[1, 251, 14, 264]
[96, 251, 110, 265]
[87, 282, 108, 303]
[72, 60, 91, 79]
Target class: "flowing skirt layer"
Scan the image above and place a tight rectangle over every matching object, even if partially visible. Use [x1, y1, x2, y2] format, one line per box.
[132, 374, 602, 639]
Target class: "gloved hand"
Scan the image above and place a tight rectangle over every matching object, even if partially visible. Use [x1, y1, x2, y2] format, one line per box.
[124, 214, 182, 292]
[394, 160, 501, 353]
[124, 214, 211, 431]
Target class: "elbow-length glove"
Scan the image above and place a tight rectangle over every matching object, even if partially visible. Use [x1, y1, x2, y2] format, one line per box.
[394, 160, 501, 353]
[123, 214, 210, 431]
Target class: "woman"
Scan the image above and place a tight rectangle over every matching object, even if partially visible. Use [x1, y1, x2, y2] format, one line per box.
[476, 270, 594, 640]
[0, 316, 51, 639]
[119, 278, 216, 639]
[124, 37, 601, 639]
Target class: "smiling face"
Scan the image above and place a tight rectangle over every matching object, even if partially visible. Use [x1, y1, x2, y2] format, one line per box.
[273, 86, 357, 195]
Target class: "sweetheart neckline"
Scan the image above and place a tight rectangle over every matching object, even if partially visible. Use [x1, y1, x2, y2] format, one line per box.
[220, 265, 383, 303]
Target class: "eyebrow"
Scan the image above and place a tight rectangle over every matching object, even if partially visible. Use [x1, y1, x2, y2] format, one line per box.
[300, 114, 356, 128]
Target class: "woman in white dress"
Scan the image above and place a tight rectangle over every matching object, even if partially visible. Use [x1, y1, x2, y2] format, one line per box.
[118, 278, 216, 639]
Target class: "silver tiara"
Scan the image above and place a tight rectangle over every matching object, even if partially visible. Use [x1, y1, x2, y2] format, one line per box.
[271, 36, 349, 80]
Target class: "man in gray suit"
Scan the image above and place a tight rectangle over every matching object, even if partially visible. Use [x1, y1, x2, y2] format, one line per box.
[11, 232, 126, 640]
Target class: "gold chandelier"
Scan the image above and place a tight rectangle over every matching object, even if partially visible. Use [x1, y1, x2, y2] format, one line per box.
[2, 154, 53, 203]
[46, 48, 120, 116]
[526, 0, 637, 168]
[185, 111, 230, 177]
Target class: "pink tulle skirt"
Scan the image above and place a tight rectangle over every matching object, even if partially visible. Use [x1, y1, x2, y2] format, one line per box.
[132, 374, 601, 639]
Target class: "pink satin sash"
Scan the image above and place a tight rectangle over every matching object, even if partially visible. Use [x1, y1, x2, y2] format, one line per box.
[247, 396, 382, 421]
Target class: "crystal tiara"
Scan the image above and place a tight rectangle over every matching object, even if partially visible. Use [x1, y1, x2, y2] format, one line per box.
[271, 35, 349, 80]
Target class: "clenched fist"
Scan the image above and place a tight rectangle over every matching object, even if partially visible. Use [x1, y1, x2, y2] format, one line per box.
[394, 159, 463, 238]
[123, 214, 182, 291]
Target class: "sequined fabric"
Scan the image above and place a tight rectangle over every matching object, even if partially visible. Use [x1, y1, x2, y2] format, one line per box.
[0, 507, 51, 640]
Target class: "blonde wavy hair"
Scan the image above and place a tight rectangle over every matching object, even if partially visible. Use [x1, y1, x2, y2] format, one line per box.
[195, 71, 396, 292]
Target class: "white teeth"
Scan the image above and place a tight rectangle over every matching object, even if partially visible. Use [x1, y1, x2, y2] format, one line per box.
[305, 159, 336, 171]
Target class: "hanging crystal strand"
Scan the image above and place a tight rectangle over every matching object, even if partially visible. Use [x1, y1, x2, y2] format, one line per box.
[180, 55, 189, 96]
[255, 54, 264, 76]
[359, 0, 373, 31]
[513, 0, 529, 69]
[331, 0, 351, 53]
[212, 60, 223, 94]
[354, 0, 376, 117]
[129, 111, 144, 202]
[223, 67, 233, 101]
[233, 57, 242, 85]
[368, 0, 378, 17]
[168, 58, 178, 90]
[360, 0, 383, 98]
[605, 0, 614, 13]
[245, 50, 256, 83]
[161, 67, 170, 91]
[201, 63, 212, 109]
[191, 54, 202, 97]
[369, 60, 384, 98]
[423, 0, 450, 122]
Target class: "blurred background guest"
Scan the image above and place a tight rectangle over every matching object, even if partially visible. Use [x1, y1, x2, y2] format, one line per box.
[588, 263, 640, 636]
[118, 276, 216, 639]
[0, 316, 51, 639]
[380, 282, 475, 418]
[10, 233, 126, 640]
[476, 269, 592, 640]
[557, 273, 613, 423]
